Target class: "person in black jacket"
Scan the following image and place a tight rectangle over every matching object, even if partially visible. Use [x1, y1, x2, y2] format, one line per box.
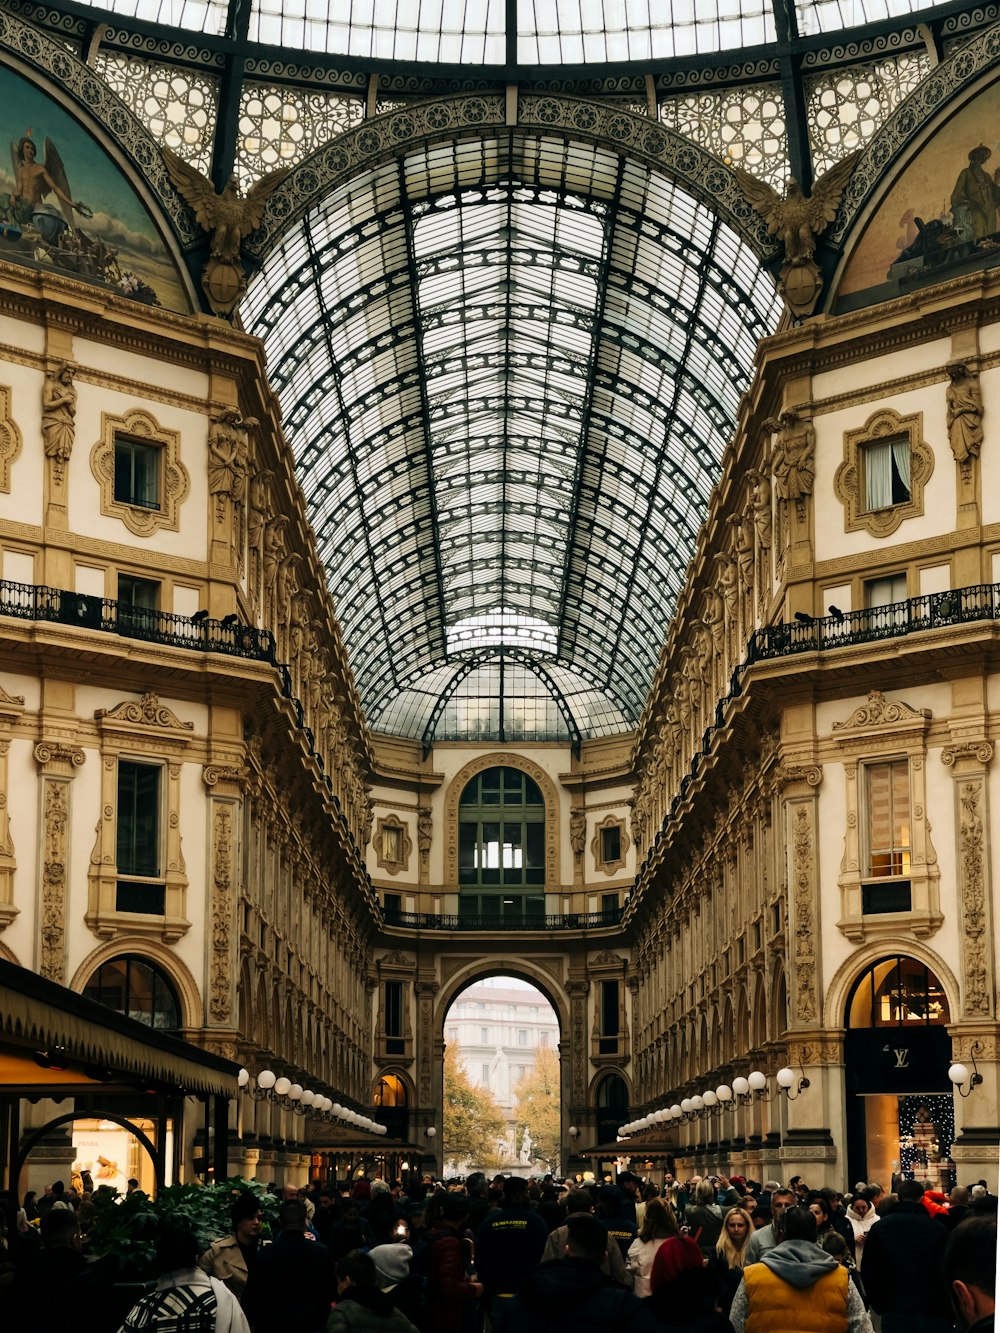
[243, 1199, 337, 1333]
[860, 1179, 951, 1333]
[475, 1175, 548, 1333]
[943, 1215, 995, 1333]
[511, 1212, 658, 1333]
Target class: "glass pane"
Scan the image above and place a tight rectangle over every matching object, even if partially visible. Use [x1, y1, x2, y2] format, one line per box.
[117, 762, 160, 878]
[526, 822, 544, 868]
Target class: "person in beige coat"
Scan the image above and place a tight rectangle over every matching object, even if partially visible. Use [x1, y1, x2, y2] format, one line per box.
[199, 1193, 264, 1303]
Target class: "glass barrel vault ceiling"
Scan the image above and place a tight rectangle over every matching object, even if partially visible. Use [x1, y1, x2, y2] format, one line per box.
[58, 0, 967, 58]
[242, 135, 783, 741]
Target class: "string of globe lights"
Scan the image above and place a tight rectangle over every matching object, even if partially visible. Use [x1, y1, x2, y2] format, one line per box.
[238, 1068, 388, 1136]
[618, 1067, 810, 1136]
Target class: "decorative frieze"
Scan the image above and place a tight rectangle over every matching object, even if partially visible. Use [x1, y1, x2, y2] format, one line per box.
[940, 740, 995, 1019]
[34, 739, 85, 983]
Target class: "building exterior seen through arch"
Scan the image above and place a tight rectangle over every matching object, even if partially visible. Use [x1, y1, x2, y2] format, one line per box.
[0, 0, 999, 1198]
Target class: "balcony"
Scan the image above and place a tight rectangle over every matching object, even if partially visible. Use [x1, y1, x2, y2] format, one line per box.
[0, 579, 277, 664]
[382, 907, 623, 932]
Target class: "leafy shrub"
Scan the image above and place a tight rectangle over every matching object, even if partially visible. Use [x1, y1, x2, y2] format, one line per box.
[85, 1178, 279, 1281]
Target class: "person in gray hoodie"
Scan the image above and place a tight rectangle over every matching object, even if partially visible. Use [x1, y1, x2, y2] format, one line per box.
[728, 1205, 873, 1333]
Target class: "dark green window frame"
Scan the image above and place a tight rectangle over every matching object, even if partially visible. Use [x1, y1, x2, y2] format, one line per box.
[116, 760, 163, 914]
[458, 766, 545, 920]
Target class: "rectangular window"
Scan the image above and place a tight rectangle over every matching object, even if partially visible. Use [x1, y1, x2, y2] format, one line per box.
[385, 980, 402, 1038]
[481, 1064, 489, 1083]
[602, 891, 618, 922]
[863, 438, 911, 510]
[865, 573, 908, 607]
[600, 825, 621, 863]
[116, 760, 162, 914]
[539, 1031, 550, 1047]
[600, 980, 619, 1054]
[518, 1029, 528, 1046]
[117, 575, 160, 636]
[382, 825, 402, 861]
[117, 760, 160, 877]
[383, 892, 401, 918]
[114, 436, 160, 510]
[867, 760, 911, 879]
[480, 1026, 489, 1043]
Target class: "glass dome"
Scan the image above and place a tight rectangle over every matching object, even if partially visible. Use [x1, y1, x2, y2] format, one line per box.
[34, 0, 964, 62]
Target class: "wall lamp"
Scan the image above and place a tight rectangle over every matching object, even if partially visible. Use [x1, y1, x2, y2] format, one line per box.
[568, 1125, 580, 1139]
[425, 1125, 437, 1140]
[619, 1069, 785, 1134]
[238, 1068, 387, 1135]
[776, 1065, 810, 1101]
[949, 1044, 984, 1099]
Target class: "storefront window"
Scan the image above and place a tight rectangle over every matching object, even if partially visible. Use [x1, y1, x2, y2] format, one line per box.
[845, 956, 953, 1190]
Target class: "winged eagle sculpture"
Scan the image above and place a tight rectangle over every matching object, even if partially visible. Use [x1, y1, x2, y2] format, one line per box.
[162, 148, 290, 316]
[732, 150, 861, 318]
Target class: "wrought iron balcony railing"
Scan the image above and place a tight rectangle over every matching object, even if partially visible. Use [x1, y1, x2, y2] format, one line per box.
[746, 583, 1000, 662]
[641, 580, 1000, 874]
[0, 579, 278, 663]
[383, 908, 623, 931]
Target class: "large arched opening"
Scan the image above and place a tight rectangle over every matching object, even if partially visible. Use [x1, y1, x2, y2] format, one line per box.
[844, 954, 953, 1188]
[439, 969, 563, 1176]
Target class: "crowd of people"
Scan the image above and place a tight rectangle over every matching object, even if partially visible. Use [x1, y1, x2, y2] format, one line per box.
[0, 1167, 994, 1332]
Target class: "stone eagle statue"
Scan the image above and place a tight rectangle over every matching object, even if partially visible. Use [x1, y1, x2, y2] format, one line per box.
[732, 150, 861, 316]
[162, 150, 291, 315]
[162, 149, 289, 262]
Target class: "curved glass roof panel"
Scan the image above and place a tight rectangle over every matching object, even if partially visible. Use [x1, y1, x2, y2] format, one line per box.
[65, 0, 230, 32]
[50, 0, 966, 59]
[242, 132, 782, 739]
[517, 0, 774, 63]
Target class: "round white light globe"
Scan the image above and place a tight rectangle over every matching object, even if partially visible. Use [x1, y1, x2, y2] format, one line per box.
[289, 1084, 303, 1101]
[274, 1076, 291, 1097]
[748, 1071, 767, 1092]
[690, 1095, 704, 1111]
[775, 1067, 795, 1089]
[426, 1126, 437, 1138]
[300, 1089, 315, 1105]
[732, 1077, 750, 1097]
[681, 1098, 693, 1114]
[238, 1068, 250, 1088]
[948, 1062, 970, 1086]
[670, 1104, 682, 1118]
[257, 1069, 276, 1090]
[702, 1090, 718, 1107]
[332, 1104, 343, 1116]
[716, 1085, 732, 1101]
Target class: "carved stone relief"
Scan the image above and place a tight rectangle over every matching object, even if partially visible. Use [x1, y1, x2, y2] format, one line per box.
[0, 384, 23, 494]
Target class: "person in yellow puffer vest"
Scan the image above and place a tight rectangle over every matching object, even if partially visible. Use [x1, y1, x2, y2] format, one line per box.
[728, 1205, 873, 1333]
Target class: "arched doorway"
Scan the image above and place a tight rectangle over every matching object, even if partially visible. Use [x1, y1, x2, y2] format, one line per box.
[441, 974, 561, 1174]
[844, 955, 953, 1188]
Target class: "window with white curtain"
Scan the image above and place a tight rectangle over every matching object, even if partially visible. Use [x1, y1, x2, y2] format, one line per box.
[863, 438, 911, 510]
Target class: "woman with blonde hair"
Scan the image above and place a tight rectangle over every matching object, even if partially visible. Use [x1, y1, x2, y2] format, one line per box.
[625, 1195, 680, 1297]
[710, 1206, 755, 1316]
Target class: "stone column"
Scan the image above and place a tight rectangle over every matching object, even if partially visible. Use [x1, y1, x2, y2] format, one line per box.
[942, 740, 1000, 1178]
[34, 740, 85, 983]
[202, 762, 247, 1033]
[774, 764, 839, 1178]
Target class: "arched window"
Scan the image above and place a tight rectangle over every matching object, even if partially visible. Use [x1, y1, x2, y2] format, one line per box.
[596, 1073, 628, 1109]
[847, 956, 949, 1028]
[458, 766, 545, 923]
[83, 955, 181, 1031]
[373, 1074, 408, 1108]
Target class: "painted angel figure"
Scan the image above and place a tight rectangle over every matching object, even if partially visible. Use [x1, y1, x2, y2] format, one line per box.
[732, 152, 861, 268]
[162, 150, 290, 262]
[9, 133, 91, 243]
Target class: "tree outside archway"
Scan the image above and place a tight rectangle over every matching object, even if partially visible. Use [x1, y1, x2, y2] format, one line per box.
[443, 1042, 507, 1173]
